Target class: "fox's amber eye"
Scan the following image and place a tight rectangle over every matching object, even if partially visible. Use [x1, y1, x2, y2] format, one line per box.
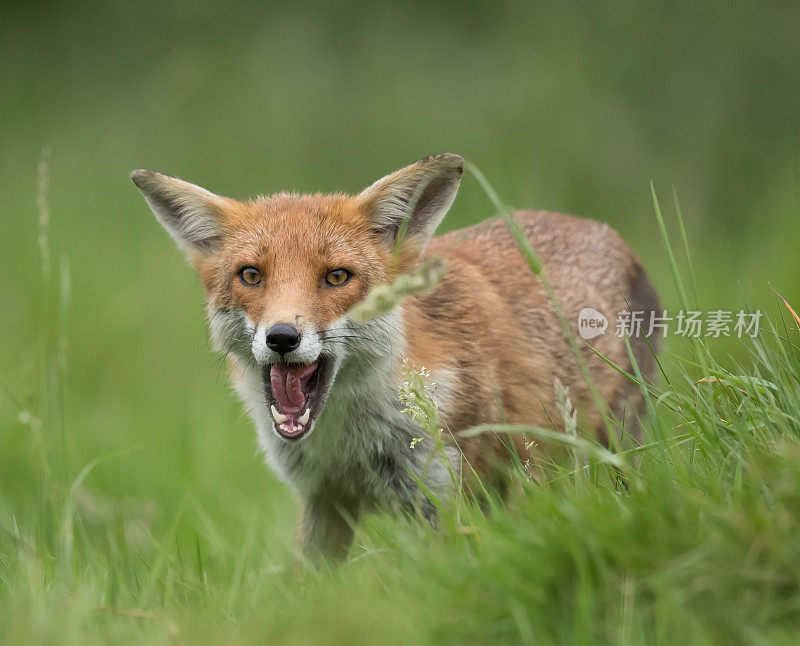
[239, 267, 262, 286]
[325, 269, 351, 287]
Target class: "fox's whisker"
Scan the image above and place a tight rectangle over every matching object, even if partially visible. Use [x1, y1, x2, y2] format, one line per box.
[322, 339, 361, 352]
[319, 334, 370, 342]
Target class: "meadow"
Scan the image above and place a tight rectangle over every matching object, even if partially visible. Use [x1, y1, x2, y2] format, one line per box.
[2, 2, 800, 643]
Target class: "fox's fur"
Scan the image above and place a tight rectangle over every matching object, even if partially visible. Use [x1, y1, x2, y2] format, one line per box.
[132, 154, 659, 561]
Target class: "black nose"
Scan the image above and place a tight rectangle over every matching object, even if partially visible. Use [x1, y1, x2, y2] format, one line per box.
[266, 323, 301, 355]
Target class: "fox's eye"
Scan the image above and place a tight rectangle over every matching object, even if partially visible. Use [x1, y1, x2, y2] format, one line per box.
[239, 267, 262, 286]
[325, 269, 351, 287]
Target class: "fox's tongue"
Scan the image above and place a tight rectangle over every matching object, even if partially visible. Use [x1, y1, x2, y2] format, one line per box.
[269, 362, 318, 413]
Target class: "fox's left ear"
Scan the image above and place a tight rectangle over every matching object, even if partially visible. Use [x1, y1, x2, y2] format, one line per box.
[130, 169, 230, 256]
[356, 153, 464, 253]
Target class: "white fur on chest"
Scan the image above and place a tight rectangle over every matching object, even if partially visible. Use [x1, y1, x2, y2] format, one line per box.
[232, 348, 456, 504]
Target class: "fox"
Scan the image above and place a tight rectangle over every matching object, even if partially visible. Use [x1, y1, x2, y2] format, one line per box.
[131, 153, 659, 561]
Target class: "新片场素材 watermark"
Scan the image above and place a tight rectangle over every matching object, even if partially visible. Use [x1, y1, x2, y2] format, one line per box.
[577, 308, 762, 340]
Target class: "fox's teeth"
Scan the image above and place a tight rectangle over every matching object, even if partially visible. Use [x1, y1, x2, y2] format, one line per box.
[298, 409, 310, 425]
[271, 405, 287, 424]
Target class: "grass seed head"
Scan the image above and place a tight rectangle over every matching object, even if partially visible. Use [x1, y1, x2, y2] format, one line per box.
[350, 257, 448, 324]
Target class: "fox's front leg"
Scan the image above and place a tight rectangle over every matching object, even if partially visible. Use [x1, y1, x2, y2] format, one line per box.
[298, 496, 360, 564]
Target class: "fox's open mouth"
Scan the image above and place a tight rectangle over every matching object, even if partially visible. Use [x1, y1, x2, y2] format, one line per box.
[262, 357, 328, 440]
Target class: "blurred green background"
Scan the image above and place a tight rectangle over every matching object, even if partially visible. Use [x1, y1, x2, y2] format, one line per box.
[1, 0, 799, 555]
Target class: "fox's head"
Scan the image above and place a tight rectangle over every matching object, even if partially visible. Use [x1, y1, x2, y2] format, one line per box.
[131, 154, 463, 441]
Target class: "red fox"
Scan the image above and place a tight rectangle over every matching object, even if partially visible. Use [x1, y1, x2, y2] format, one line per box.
[131, 154, 659, 561]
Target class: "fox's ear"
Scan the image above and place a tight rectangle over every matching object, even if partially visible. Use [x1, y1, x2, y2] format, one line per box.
[356, 153, 464, 253]
[130, 170, 229, 254]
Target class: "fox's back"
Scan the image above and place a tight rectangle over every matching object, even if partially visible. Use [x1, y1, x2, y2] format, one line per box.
[407, 211, 659, 454]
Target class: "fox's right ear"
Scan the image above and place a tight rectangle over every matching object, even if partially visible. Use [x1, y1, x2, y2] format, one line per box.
[130, 170, 229, 255]
[356, 153, 464, 254]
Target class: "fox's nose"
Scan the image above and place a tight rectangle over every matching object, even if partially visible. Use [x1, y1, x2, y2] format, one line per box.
[266, 323, 301, 355]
